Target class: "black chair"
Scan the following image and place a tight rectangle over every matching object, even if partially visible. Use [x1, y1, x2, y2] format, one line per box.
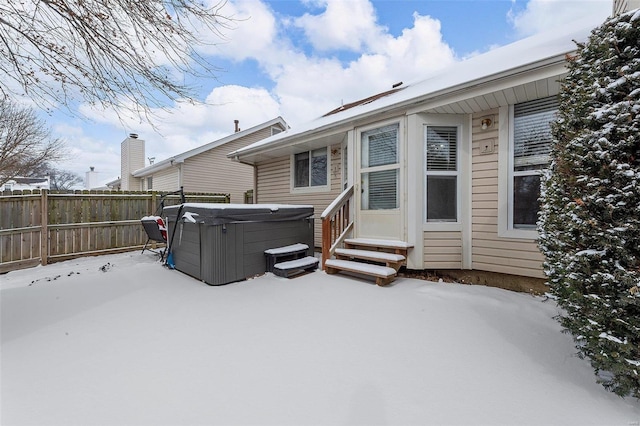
[141, 217, 167, 260]
[140, 187, 185, 261]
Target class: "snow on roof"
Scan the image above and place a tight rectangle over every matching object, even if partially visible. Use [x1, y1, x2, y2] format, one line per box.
[229, 16, 603, 160]
[133, 116, 288, 177]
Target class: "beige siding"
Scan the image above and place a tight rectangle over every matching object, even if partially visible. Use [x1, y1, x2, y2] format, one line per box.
[182, 127, 279, 202]
[152, 167, 180, 192]
[256, 145, 343, 247]
[471, 110, 544, 278]
[121, 138, 145, 191]
[424, 231, 462, 269]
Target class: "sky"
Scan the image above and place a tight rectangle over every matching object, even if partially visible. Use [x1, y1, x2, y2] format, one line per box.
[44, 0, 613, 188]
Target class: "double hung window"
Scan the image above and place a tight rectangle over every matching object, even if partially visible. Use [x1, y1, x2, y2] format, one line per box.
[294, 148, 328, 189]
[425, 126, 458, 222]
[510, 96, 558, 229]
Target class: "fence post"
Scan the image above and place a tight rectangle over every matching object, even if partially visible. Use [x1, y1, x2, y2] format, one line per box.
[40, 190, 49, 266]
[151, 191, 157, 213]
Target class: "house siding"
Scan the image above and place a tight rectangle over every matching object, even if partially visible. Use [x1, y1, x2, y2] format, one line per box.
[424, 231, 463, 269]
[152, 167, 180, 192]
[471, 110, 545, 278]
[256, 144, 343, 247]
[182, 127, 278, 202]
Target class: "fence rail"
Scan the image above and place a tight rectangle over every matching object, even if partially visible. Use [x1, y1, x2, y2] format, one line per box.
[0, 189, 230, 273]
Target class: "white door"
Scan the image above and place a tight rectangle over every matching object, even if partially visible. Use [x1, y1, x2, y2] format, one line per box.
[356, 121, 404, 240]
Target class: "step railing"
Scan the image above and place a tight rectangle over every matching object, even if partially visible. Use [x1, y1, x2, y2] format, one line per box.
[320, 185, 354, 269]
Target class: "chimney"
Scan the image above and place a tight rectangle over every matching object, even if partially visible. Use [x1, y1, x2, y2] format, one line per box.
[85, 166, 98, 189]
[234, 120, 240, 133]
[121, 134, 145, 191]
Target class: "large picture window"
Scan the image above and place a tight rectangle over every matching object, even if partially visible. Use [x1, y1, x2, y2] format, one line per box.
[294, 148, 328, 189]
[425, 125, 458, 222]
[510, 96, 558, 229]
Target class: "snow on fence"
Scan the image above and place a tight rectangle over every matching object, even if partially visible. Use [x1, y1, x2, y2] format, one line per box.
[0, 190, 230, 273]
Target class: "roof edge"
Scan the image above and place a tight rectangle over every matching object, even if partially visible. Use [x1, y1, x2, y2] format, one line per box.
[132, 116, 287, 177]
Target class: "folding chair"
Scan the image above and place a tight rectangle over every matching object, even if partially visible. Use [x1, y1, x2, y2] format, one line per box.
[140, 187, 185, 261]
[141, 216, 168, 260]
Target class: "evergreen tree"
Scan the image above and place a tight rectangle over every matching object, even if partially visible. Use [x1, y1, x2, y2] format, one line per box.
[539, 9, 640, 397]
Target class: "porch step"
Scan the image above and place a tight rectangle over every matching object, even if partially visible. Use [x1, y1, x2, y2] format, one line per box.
[265, 243, 309, 273]
[344, 238, 412, 259]
[344, 238, 412, 250]
[273, 256, 319, 278]
[325, 259, 397, 286]
[334, 248, 405, 271]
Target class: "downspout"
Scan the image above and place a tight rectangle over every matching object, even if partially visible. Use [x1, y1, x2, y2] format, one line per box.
[233, 155, 258, 203]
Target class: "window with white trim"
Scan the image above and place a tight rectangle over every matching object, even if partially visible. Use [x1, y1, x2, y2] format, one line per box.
[293, 148, 328, 189]
[425, 125, 459, 222]
[510, 96, 558, 229]
[360, 123, 399, 210]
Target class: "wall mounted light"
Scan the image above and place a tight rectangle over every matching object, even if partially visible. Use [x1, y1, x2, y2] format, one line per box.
[480, 116, 493, 130]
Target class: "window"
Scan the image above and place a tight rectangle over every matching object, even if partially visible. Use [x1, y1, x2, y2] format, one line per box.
[360, 124, 399, 210]
[425, 126, 458, 222]
[147, 177, 153, 190]
[510, 96, 558, 229]
[293, 148, 328, 189]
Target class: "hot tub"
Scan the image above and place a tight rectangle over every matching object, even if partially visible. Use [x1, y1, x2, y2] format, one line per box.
[163, 203, 314, 285]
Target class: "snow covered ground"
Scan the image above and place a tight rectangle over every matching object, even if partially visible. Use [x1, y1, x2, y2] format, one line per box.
[2, 252, 639, 425]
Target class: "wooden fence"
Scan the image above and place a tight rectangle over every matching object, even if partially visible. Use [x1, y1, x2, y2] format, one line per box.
[0, 190, 230, 273]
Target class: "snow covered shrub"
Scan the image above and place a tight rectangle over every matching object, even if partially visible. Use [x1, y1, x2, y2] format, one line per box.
[538, 9, 640, 398]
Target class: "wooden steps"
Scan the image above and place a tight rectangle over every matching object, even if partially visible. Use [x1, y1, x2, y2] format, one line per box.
[334, 248, 405, 271]
[325, 259, 397, 286]
[325, 238, 412, 286]
[344, 238, 412, 258]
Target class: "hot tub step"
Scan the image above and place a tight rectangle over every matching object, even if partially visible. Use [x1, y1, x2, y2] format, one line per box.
[273, 256, 319, 278]
[265, 243, 310, 272]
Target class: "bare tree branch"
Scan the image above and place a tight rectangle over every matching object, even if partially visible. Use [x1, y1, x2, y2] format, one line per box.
[49, 169, 83, 190]
[0, 0, 233, 121]
[0, 98, 65, 186]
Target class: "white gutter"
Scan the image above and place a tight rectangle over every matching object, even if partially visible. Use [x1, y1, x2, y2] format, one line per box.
[228, 54, 569, 163]
[228, 17, 599, 164]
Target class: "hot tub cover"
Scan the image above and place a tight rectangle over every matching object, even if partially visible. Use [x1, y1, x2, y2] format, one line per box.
[163, 203, 314, 225]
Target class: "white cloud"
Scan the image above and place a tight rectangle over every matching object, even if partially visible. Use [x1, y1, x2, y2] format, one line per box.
[270, 11, 456, 124]
[508, 0, 612, 37]
[293, 0, 383, 51]
[51, 0, 460, 181]
[198, 0, 281, 61]
[73, 85, 282, 180]
[52, 123, 123, 186]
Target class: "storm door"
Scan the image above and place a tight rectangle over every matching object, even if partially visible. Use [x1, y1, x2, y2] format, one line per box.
[356, 122, 403, 240]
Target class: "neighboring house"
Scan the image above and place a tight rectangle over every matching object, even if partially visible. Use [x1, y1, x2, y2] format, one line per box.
[228, 13, 622, 280]
[119, 117, 288, 203]
[105, 177, 122, 191]
[0, 176, 50, 192]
